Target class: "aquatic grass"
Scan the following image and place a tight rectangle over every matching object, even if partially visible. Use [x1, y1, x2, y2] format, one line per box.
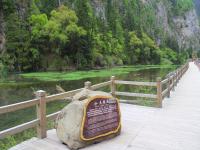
[20, 65, 177, 81]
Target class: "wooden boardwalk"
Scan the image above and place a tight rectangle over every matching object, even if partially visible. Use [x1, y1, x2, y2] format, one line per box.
[10, 62, 200, 150]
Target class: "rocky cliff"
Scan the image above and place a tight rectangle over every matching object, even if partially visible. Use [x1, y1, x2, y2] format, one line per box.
[172, 9, 200, 50]
[194, 0, 200, 18]
[90, 0, 200, 51]
[0, 0, 5, 54]
[0, 0, 200, 72]
[156, 1, 200, 51]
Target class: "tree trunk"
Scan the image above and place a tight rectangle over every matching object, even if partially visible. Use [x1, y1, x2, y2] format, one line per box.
[0, 0, 5, 55]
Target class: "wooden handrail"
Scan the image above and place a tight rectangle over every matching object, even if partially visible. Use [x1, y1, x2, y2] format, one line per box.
[160, 62, 189, 99]
[0, 119, 39, 139]
[91, 81, 111, 90]
[0, 81, 111, 139]
[46, 88, 83, 102]
[0, 98, 39, 115]
[115, 91, 157, 99]
[162, 88, 168, 98]
[47, 111, 61, 121]
[115, 80, 157, 87]
[161, 78, 168, 84]
[0, 61, 189, 139]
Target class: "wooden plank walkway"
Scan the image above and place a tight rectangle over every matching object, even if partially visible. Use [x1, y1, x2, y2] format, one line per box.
[10, 62, 200, 150]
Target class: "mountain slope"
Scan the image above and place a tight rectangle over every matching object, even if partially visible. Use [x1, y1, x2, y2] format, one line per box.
[0, 0, 200, 72]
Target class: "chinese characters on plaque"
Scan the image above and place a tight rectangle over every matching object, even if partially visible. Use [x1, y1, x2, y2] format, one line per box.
[81, 96, 121, 141]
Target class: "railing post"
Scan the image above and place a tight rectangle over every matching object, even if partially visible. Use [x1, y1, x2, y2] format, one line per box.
[177, 70, 179, 84]
[156, 77, 162, 108]
[110, 76, 116, 97]
[180, 67, 182, 78]
[182, 66, 184, 75]
[174, 70, 178, 86]
[172, 74, 175, 91]
[177, 68, 181, 79]
[177, 68, 181, 83]
[185, 64, 187, 73]
[36, 90, 47, 139]
[84, 81, 92, 90]
[177, 69, 180, 83]
[181, 67, 183, 78]
[167, 77, 170, 98]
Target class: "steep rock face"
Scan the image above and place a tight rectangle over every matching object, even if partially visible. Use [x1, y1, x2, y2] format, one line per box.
[156, 2, 172, 42]
[90, 0, 200, 51]
[156, 2, 170, 34]
[155, 1, 200, 50]
[0, 0, 5, 54]
[194, 0, 200, 18]
[91, 0, 106, 20]
[172, 9, 200, 50]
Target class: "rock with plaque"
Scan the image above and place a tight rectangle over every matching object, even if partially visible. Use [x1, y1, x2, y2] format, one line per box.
[56, 90, 121, 150]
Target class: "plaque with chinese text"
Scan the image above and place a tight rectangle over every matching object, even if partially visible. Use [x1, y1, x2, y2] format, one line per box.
[81, 96, 121, 141]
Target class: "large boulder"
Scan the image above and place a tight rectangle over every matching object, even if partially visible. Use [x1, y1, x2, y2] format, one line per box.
[55, 90, 121, 150]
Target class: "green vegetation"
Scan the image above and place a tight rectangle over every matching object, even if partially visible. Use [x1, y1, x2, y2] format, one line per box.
[0, 0, 193, 77]
[21, 65, 176, 81]
[0, 129, 36, 150]
[0, 120, 57, 150]
[170, 0, 194, 15]
[127, 31, 162, 64]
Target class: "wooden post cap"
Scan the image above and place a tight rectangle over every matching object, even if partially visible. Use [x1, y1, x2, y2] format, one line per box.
[156, 77, 162, 82]
[84, 81, 91, 89]
[111, 76, 115, 80]
[36, 90, 46, 97]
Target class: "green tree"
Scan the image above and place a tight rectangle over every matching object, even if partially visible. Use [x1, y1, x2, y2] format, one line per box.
[128, 31, 142, 64]
[30, 5, 87, 68]
[161, 47, 177, 64]
[141, 32, 161, 64]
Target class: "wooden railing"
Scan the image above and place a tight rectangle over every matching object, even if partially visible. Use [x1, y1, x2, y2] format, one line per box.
[194, 59, 200, 70]
[0, 62, 189, 140]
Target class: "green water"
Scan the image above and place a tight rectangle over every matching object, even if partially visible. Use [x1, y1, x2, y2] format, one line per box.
[0, 67, 175, 131]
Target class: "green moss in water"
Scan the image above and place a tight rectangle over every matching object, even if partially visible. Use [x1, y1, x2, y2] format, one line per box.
[20, 65, 176, 81]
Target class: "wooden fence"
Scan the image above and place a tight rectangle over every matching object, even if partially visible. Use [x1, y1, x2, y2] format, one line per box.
[0, 62, 189, 139]
[194, 59, 200, 70]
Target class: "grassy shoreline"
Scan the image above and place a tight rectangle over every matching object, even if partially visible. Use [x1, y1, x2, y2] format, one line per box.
[0, 65, 177, 88]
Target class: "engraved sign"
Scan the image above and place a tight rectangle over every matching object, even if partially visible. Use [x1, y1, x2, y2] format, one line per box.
[81, 96, 121, 141]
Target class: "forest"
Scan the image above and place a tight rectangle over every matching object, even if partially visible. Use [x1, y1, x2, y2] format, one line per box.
[0, 0, 199, 78]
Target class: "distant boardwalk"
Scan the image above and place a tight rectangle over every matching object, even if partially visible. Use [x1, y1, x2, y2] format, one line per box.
[10, 62, 200, 150]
